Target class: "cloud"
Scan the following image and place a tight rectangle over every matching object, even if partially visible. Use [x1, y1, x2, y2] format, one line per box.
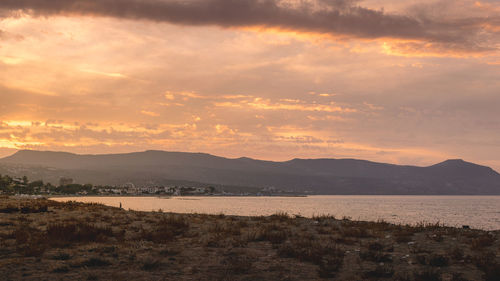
[140, 110, 160, 117]
[215, 97, 357, 113]
[0, 29, 24, 41]
[0, 0, 498, 54]
[80, 69, 127, 79]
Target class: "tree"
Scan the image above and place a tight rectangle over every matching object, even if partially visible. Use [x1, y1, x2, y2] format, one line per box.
[28, 180, 44, 189]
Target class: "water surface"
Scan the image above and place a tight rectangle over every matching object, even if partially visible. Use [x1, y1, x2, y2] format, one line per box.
[52, 195, 500, 230]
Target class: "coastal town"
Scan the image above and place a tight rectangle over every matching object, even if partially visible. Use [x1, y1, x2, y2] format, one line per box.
[0, 174, 301, 197]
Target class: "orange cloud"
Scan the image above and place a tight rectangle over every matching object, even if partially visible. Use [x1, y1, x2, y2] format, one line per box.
[140, 110, 160, 117]
[215, 97, 356, 113]
[381, 40, 497, 58]
[80, 69, 127, 79]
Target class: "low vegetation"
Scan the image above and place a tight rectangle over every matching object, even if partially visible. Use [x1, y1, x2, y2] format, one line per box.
[0, 197, 498, 280]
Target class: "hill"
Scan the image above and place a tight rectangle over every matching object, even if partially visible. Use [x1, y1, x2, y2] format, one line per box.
[1, 150, 499, 194]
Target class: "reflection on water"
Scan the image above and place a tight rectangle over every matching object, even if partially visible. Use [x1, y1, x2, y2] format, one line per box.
[52, 195, 500, 230]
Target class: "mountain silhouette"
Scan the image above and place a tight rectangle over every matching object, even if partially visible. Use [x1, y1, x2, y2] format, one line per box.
[1, 150, 499, 194]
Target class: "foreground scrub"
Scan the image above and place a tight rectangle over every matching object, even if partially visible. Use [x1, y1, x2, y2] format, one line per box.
[0, 197, 499, 280]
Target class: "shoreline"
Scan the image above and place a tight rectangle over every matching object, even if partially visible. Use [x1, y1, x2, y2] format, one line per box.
[49, 195, 500, 231]
[39, 194, 500, 199]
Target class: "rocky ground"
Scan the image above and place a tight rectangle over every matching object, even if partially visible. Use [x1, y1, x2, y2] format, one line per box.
[0, 197, 499, 281]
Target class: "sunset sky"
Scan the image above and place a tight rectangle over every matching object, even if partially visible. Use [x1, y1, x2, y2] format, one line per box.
[0, 0, 499, 170]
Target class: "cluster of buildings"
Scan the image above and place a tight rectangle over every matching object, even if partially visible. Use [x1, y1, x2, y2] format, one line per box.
[96, 183, 216, 196]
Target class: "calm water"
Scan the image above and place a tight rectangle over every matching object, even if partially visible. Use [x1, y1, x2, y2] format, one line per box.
[52, 196, 500, 230]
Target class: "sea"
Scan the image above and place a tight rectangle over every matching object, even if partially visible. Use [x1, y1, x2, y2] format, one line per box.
[51, 195, 500, 231]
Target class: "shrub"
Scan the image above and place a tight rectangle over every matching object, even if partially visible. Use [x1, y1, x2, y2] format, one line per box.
[363, 265, 395, 278]
[0, 206, 20, 213]
[471, 234, 495, 250]
[20, 204, 48, 213]
[203, 233, 226, 248]
[318, 256, 344, 278]
[428, 254, 449, 267]
[449, 247, 464, 260]
[394, 228, 414, 243]
[142, 259, 162, 271]
[52, 266, 70, 273]
[278, 239, 344, 266]
[269, 212, 290, 222]
[312, 214, 336, 221]
[367, 241, 384, 251]
[413, 269, 442, 281]
[260, 229, 288, 245]
[52, 253, 71, 260]
[416, 254, 427, 265]
[13, 224, 46, 257]
[222, 253, 254, 274]
[81, 257, 112, 267]
[251, 224, 290, 245]
[473, 251, 496, 269]
[342, 227, 371, 238]
[138, 215, 189, 243]
[473, 252, 500, 281]
[159, 248, 181, 257]
[18, 237, 46, 257]
[47, 222, 115, 246]
[333, 237, 356, 245]
[483, 262, 500, 281]
[161, 214, 189, 231]
[360, 250, 392, 263]
[209, 222, 241, 236]
[450, 273, 470, 281]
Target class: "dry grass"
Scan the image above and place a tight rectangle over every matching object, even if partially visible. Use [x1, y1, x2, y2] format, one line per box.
[0, 197, 498, 281]
[471, 233, 496, 250]
[46, 221, 116, 246]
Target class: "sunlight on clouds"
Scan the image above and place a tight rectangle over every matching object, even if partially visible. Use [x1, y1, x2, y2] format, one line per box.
[306, 115, 347, 122]
[474, 1, 500, 12]
[80, 69, 127, 79]
[381, 41, 497, 58]
[3, 121, 33, 127]
[140, 110, 160, 117]
[0, 139, 45, 149]
[0, 6, 499, 170]
[0, 56, 25, 65]
[215, 124, 235, 135]
[215, 97, 357, 113]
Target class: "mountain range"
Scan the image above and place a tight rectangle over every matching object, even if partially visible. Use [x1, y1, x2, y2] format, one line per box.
[1, 150, 499, 195]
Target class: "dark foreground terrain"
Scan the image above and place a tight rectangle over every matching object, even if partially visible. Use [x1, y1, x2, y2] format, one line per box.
[0, 197, 499, 280]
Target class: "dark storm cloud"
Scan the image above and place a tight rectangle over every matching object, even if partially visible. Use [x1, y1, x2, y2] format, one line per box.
[0, 0, 498, 53]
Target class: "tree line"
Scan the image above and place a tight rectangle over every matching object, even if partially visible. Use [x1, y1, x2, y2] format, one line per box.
[0, 174, 104, 195]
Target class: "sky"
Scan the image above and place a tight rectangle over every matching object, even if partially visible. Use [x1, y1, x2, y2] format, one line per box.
[0, 0, 499, 170]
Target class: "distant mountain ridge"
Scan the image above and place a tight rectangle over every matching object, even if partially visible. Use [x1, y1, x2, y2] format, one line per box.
[1, 150, 499, 195]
